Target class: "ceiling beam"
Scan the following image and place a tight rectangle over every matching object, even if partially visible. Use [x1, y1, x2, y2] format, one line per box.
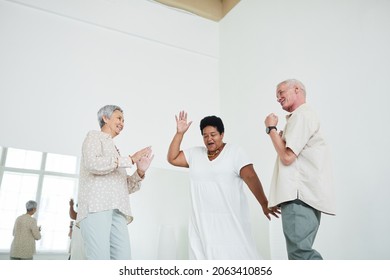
[154, 0, 240, 22]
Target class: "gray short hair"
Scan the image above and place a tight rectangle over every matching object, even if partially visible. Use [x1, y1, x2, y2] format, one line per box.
[26, 200, 37, 212]
[97, 105, 123, 128]
[278, 79, 306, 96]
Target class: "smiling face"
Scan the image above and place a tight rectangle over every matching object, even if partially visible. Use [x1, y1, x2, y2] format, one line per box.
[102, 110, 124, 138]
[276, 81, 307, 112]
[276, 84, 296, 112]
[202, 126, 224, 152]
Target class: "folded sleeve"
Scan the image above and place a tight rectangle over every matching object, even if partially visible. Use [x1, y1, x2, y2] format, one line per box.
[127, 171, 143, 194]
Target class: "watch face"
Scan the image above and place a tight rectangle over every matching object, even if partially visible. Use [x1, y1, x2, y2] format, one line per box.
[266, 126, 276, 134]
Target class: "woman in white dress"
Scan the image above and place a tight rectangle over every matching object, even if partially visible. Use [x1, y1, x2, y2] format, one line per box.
[167, 111, 279, 260]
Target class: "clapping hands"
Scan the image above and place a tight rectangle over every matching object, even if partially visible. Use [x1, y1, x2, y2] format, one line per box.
[132, 146, 154, 178]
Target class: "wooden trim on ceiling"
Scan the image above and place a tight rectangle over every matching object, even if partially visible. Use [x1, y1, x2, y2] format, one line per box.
[154, 0, 241, 22]
[222, 0, 241, 17]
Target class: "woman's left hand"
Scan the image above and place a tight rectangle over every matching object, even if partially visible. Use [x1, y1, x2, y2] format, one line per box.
[131, 146, 152, 163]
[136, 149, 154, 177]
[265, 206, 281, 219]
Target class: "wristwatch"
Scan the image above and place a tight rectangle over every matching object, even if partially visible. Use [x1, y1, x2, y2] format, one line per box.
[266, 126, 277, 134]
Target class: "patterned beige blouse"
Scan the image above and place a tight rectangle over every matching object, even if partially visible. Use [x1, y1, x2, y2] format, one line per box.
[10, 214, 41, 259]
[76, 130, 143, 225]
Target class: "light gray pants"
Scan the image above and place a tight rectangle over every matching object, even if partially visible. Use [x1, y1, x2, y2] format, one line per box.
[80, 209, 131, 260]
[281, 199, 322, 260]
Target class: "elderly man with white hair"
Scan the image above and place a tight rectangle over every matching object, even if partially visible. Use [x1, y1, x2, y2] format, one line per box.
[265, 79, 335, 260]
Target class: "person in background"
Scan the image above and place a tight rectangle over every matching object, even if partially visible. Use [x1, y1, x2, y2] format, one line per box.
[68, 198, 85, 260]
[264, 79, 335, 260]
[69, 198, 77, 221]
[167, 111, 279, 260]
[76, 104, 154, 260]
[67, 220, 74, 259]
[10, 200, 41, 260]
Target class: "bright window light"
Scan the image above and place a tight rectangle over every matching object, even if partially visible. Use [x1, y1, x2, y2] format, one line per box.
[0, 147, 79, 255]
[5, 148, 42, 170]
[0, 172, 39, 250]
[38, 176, 78, 251]
[45, 153, 78, 174]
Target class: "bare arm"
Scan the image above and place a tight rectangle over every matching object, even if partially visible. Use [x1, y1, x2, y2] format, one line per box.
[240, 165, 280, 220]
[167, 111, 192, 167]
[69, 199, 77, 220]
[268, 130, 297, 165]
[265, 113, 297, 165]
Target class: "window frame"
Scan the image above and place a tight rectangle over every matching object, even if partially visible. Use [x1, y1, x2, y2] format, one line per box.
[0, 147, 79, 254]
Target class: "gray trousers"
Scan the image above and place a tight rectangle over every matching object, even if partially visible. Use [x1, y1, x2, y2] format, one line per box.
[281, 199, 322, 260]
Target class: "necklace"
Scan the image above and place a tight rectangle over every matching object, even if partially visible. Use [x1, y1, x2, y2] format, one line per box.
[207, 149, 220, 157]
[207, 143, 225, 158]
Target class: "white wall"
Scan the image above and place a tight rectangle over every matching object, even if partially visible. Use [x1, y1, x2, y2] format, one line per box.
[220, 0, 390, 259]
[0, 0, 219, 169]
[130, 167, 190, 260]
[0, 0, 218, 259]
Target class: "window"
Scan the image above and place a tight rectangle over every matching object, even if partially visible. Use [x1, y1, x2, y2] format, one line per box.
[0, 146, 79, 253]
[45, 153, 78, 174]
[5, 148, 42, 170]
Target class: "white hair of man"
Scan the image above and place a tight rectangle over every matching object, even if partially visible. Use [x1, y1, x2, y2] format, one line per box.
[97, 105, 123, 128]
[278, 79, 306, 96]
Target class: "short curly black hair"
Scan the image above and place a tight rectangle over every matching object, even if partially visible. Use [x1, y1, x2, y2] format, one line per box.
[200, 116, 224, 135]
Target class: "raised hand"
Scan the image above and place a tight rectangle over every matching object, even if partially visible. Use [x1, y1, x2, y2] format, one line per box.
[175, 111, 192, 134]
[265, 113, 279, 127]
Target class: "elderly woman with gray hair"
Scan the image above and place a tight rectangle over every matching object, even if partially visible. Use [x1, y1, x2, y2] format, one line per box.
[76, 104, 153, 260]
[10, 200, 41, 260]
